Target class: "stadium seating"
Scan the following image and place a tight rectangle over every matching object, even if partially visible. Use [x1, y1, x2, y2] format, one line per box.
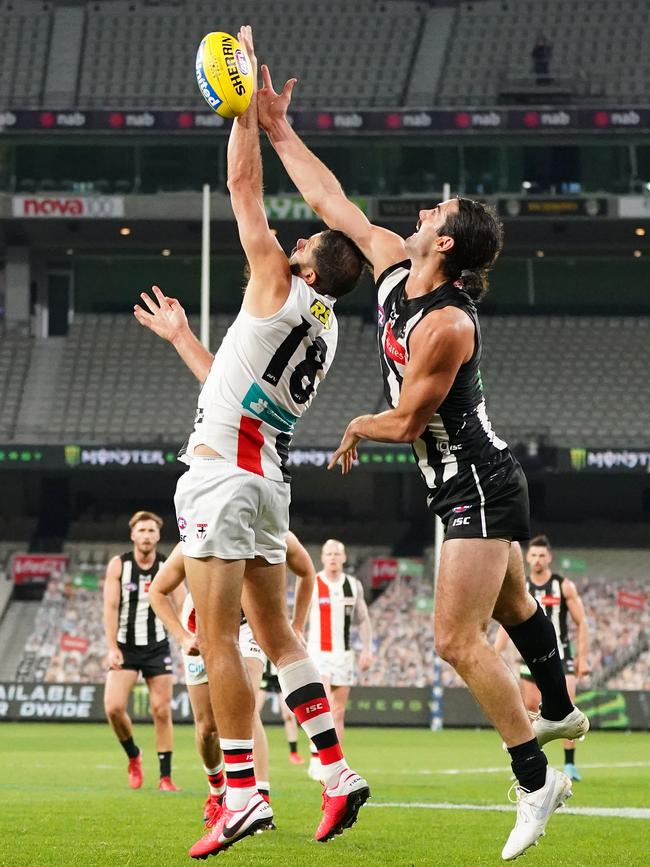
[77, 0, 423, 109]
[0, 327, 32, 440]
[0, 1, 52, 107]
[437, 0, 650, 106]
[10, 313, 650, 449]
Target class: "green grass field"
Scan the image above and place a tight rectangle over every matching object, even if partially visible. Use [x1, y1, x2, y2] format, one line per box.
[1, 723, 647, 866]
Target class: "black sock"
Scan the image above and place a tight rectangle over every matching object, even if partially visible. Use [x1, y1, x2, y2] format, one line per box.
[508, 738, 548, 792]
[564, 747, 575, 764]
[288, 741, 298, 754]
[120, 737, 140, 759]
[504, 602, 573, 721]
[158, 751, 172, 778]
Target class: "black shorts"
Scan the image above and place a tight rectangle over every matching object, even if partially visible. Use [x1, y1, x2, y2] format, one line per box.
[260, 660, 281, 693]
[427, 451, 530, 542]
[119, 641, 173, 679]
[521, 656, 575, 681]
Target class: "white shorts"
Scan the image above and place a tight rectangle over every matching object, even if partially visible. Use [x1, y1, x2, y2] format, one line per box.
[174, 456, 290, 563]
[183, 622, 266, 687]
[312, 650, 356, 687]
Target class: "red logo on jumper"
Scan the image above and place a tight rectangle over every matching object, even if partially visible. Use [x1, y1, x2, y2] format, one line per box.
[384, 321, 406, 365]
[196, 523, 208, 540]
[541, 594, 561, 606]
[144, 580, 151, 592]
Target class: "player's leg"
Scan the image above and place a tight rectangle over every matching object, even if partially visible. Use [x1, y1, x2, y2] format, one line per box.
[307, 672, 332, 781]
[146, 673, 177, 790]
[281, 695, 303, 763]
[244, 655, 272, 807]
[188, 682, 225, 826]
[104, 668, 143, 788]
[494, 544, 588, 745]
[562, 673, 581, 780]
[243, 558, 370, 841]
[329, 684, 351, 741]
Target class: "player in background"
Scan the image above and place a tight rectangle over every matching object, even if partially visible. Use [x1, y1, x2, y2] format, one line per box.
[256, 66, 588, 861]
[149, 531, 316, 828]
[306, 539, 373, 781]
[495, 535, 590, 781]
[102, 511, 179, 791]
[134, 28, 368, 858]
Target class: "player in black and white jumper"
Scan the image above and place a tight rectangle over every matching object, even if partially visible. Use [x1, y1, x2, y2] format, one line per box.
[103, 510, 178, 791]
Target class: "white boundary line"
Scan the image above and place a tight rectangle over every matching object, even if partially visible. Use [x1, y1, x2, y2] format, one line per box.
[368, 802, 650, 820]
[382, 761, 650, 776]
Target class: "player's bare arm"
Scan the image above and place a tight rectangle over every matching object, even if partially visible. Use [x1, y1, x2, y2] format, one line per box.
[286, 531, 316, 637]
[328, 306, 474, 472]
[228, 28, 291, 318]
[563, 579, 590, 677]
[149, 542, 200, 656]
[257, 65, 405, 278]
[103, 556, 124, 670]
[355, 582, 374, 672]
[133, 285, 213, 383]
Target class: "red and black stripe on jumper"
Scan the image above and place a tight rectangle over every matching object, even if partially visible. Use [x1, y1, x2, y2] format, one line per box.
[235, 417, 292, 482]
[284, 682, 343, 767]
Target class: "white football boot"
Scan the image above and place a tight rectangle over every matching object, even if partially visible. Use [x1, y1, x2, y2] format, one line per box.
[501, 766, 572, 861]
[308, 754, 323, 782]
[531, 706, 590, 747]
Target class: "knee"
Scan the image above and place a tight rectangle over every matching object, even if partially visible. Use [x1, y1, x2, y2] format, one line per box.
[104, 699, 125, 721]
[195, 717, 218, 744]
[150, 699, 171, 722]
[434, 630, 476, 668]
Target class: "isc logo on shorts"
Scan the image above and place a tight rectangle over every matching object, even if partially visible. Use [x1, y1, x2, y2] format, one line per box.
[451, 516, 471, 527]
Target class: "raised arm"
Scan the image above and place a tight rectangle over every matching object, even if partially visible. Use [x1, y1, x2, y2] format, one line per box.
[134, 285, 213, 383]
[328, 306, 475, 472]
[563, 579, 590, 678]
[258, 65, 406, 277]
[103, 556, 124, 670]
[286, 530, 316, 639]
[354, 580, 374, 671]
[227, 27, 291, 318]
[149, 542, 200, 656]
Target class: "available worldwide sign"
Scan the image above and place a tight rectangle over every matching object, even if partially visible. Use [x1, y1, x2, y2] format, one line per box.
[12, 195, 124, 219]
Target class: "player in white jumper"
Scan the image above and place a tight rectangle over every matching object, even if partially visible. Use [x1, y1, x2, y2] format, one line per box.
[307, 539, 373, 781]
[134, 27, 369, 858]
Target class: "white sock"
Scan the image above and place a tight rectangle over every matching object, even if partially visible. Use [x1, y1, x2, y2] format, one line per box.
[220, 738, 256, 811]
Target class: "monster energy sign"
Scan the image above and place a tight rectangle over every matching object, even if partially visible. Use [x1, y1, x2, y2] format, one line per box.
[566, 447, 650, 473]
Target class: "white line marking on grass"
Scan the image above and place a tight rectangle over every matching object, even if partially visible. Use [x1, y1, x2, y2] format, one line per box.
[368, 802, 650, 820]
[412, 761, 650, 776]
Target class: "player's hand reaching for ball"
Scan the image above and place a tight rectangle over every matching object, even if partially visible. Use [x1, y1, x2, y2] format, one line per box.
[107, 647, 124, 670]
[237, 25, 258, 86]
[134, 285, 189, 344]
[257, 65, 297, 131]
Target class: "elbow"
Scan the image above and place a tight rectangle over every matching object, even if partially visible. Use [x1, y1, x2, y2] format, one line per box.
[400, 417, 426, 443]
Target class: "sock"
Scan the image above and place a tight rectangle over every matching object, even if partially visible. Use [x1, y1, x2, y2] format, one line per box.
[221, 738, 257, 811]
[564, 747, 575, 765]
[204, 763, 225, 797]
[504, 602, 573, 721]
[257, 780, 270, 803]
[158, 751, 172, 778]
[288, 740, 298, 755]
[309, 743, 319, 759]
[279, 657, 348, 788]
[508, 738, 548, 793]
[120, 737, 140, 759]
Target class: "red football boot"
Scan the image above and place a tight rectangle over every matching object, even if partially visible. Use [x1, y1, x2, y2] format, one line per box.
[316, 769, 370, 842]
[289, 752, 304, 765]
[203, 794, 223, 828]
[158, 776, 180, 792]
[189, 793, 273, 859]
[127, 752, 143, 789]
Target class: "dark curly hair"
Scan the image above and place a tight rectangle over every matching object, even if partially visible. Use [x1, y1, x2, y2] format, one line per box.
[438, 198, 504, 302]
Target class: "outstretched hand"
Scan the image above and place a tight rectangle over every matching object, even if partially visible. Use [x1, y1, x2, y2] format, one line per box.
[133, 285, 188, 344]
[237, 25, 258, 85]
[257, 64, 297, 131]
[327, 418, 363, 474]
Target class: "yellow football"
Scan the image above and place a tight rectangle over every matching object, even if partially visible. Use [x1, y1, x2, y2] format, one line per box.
[195, 31, 254, 118]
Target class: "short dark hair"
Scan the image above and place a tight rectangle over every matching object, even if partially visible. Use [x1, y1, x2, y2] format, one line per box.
[312, 230, 366, 299]
[438, 198, 504, 302]
[529, 534, 551, 549]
